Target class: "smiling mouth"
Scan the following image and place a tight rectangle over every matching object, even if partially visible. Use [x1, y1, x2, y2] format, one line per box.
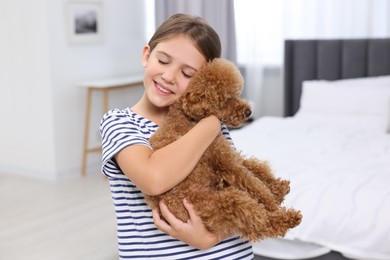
[155, 82, 174, 95]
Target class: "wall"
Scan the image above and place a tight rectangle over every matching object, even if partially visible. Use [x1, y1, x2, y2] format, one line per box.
[0, 0, 147, 179]
[0, 0, 57, 179]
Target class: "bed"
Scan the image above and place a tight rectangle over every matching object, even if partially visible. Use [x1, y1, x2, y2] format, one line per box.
[230, 38, 390, 260]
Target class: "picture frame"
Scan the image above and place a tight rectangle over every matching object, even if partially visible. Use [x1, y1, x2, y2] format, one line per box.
[66, 1, 104, 44]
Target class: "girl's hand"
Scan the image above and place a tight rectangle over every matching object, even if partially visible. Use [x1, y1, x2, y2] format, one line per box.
[152, 199, 221, 250]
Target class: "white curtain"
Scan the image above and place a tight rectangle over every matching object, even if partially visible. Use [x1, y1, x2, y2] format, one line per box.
[234, 0, 390, 117]
[154, 0, 237, 62]
[234, 1, 284, 117]
[283, 0, 390, 39]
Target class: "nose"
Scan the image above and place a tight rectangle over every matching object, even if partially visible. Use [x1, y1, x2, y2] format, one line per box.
[162, 67, 176, 84]
[245, 109, 252, 118]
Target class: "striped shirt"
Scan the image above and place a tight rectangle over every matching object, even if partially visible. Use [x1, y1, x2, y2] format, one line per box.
[100, 108, 254, 259]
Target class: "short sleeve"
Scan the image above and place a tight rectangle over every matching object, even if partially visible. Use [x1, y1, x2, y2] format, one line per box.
[100, 109, 157, 177]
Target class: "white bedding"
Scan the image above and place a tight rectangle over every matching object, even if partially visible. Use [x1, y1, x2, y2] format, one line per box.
[230, 116, 390, 260]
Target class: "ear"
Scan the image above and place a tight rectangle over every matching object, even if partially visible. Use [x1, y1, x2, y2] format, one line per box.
[142, 45, 151, 67]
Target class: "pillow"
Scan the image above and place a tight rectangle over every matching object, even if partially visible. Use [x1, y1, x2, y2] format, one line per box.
[306, 75, 390, 88]
[296, 76, 390, 133]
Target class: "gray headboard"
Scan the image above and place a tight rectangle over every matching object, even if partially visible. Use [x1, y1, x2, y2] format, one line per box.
[284, 38, 390, 117]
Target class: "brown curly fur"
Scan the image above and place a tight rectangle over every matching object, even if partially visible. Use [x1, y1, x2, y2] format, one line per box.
[146, 58, 302, 241]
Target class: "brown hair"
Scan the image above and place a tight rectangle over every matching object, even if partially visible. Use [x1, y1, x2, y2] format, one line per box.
[148, 13, 221, 61]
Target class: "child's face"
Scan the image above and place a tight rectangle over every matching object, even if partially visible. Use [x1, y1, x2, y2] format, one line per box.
[142, 35, 207, 109]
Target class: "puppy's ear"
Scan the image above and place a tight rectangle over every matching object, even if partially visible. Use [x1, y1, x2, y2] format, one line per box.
[181, 59, 221, 101]
[180, 58, 244, 120]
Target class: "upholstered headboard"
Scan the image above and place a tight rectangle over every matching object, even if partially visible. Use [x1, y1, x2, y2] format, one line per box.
[284, 38, 390, 117]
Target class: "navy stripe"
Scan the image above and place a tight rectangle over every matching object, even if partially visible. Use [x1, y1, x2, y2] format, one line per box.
[116, 216, 152, 221]
[114, 202, 147, 207]
[111, 190, 142, 195]
[112, 196, 145, 201]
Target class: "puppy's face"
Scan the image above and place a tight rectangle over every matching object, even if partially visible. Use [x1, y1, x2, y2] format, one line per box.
[180, 59, 252, 128]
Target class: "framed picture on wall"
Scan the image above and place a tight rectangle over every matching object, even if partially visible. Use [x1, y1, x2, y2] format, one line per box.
[66, 1, 104, 44]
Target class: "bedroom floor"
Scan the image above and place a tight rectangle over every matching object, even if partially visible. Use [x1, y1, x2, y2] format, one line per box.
[0, 172, 351, 260]
[0, 171, 119, 260]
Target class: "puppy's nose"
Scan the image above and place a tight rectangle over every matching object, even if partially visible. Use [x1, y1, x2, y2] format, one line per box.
[245, 109, 252, 118]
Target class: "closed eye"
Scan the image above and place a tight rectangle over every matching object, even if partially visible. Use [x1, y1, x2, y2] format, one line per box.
[182, 71, 192, 78]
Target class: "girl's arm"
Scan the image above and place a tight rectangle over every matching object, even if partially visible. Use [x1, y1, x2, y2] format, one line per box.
[115, 115, 220, 195]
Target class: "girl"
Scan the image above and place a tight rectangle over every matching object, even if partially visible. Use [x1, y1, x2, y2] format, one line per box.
[100, 13, 254, 259]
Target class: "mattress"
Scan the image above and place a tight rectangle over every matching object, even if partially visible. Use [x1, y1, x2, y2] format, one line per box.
[230, 116, 390, 260]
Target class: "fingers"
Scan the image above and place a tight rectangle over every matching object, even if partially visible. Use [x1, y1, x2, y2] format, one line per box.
[183, 199, 200, 223]
[183, 199, 220, 249]
[159, 201, 183, 227]
[152, 206, 171, 233]
[154, 201, 186, 238]
[153, 199, 220, 249]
